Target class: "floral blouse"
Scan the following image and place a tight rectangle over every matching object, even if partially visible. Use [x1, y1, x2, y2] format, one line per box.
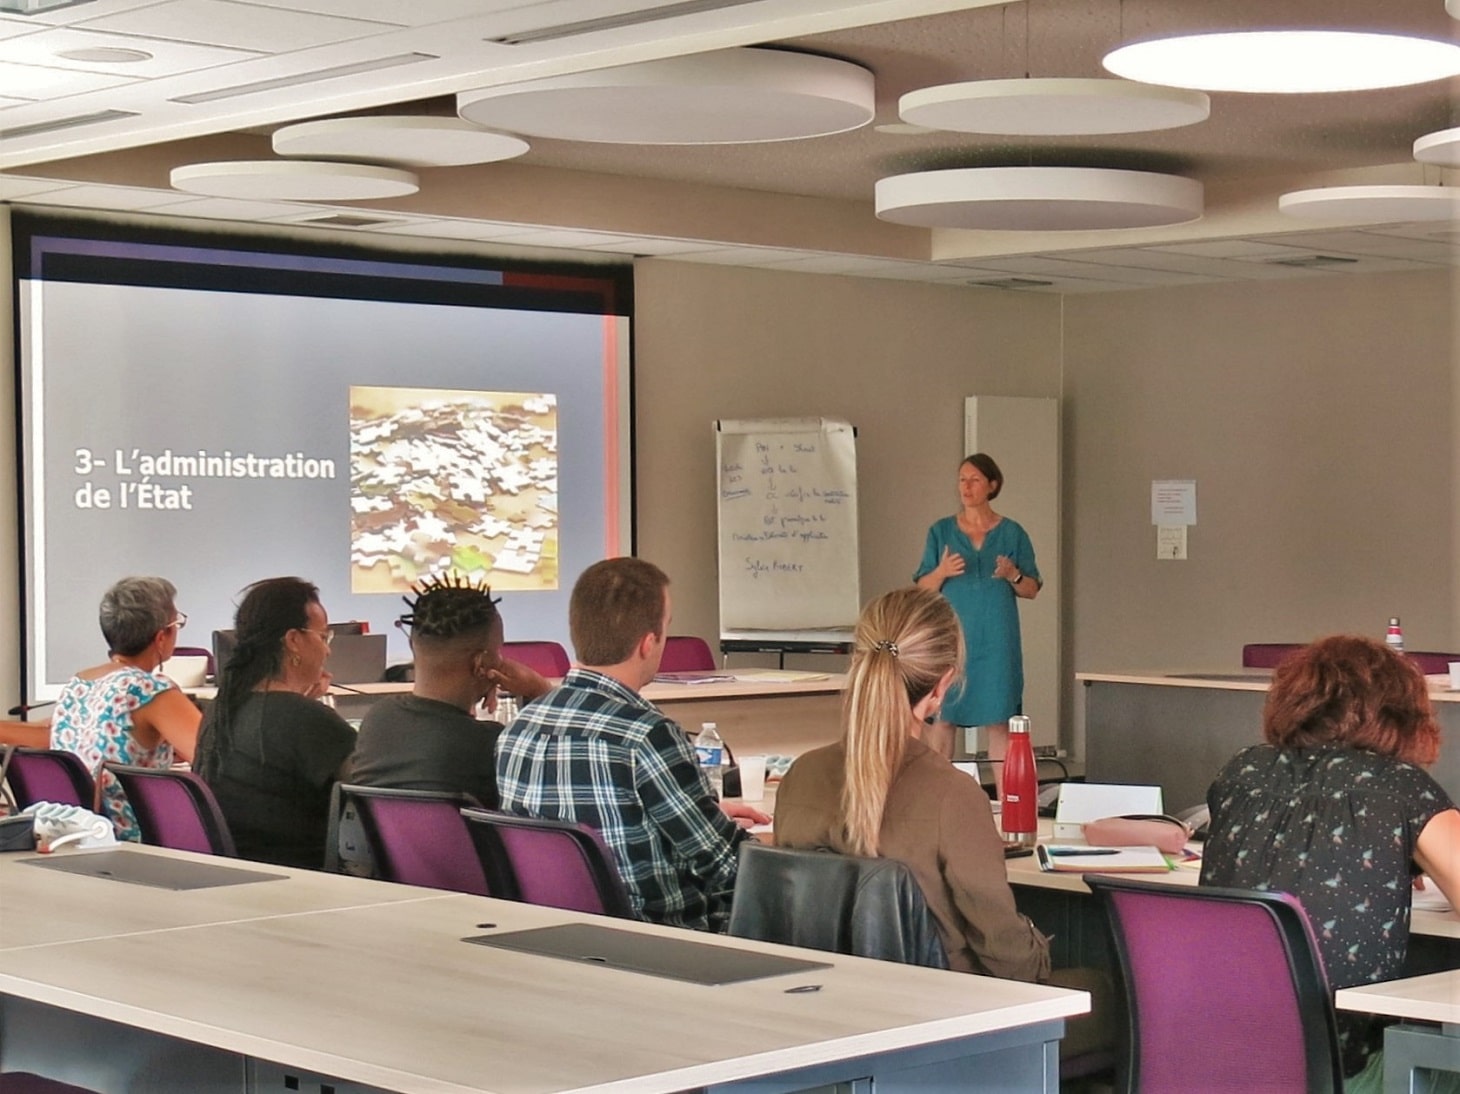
[1201, 744, 1455, 1077]
[49, 666, 178, 841]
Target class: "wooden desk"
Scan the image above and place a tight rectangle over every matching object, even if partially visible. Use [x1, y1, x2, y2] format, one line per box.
[1077, 671, 1460, 813]
[324, 673, 847, 760]
[1336, 970, 1460, 1094]
[1, 844, 1087, 1094]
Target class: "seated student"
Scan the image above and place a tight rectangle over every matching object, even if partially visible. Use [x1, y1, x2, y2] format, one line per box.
[495, 557, 768, 932]
[349, 575, 551, 806]
[194, 577, 356, 870]
[774, 586, 1112, 1059]
[774, 585, 1048, 978]
[1201, 635, 1460, 1092]
[50, 576, 201, 840]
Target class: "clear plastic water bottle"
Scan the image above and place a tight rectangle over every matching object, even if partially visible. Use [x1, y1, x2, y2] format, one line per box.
[694, 721, 725, 800]
[1000, 715, 1038, 849]
[1386, 617, 1405, 653]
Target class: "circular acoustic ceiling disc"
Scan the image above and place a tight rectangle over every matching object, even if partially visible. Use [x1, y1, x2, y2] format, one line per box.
[1413, 127, 1460, 167]
[1450, 0, 1460, 19]
[875, 167, 1204, 231]
[899, 79, 1209, 136]
[1104, 31, 1460, 94]
[170, 160, 419, 201]
[457, 47, 874, 144]
[273, 116, 529, 168]
[1279, 185, 1460, 223]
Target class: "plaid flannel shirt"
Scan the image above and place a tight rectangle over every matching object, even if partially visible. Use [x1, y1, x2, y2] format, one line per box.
[494, 668, 747, 932]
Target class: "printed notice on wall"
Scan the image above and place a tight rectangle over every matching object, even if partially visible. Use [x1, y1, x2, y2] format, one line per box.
[716, 418, 859, 633]
[1151, 479, 1197, 525]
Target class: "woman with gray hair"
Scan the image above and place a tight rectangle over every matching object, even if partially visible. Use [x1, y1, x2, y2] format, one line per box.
[49, 576, 201, 840]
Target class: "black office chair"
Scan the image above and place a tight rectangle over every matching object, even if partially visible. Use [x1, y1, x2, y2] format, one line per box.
[727, 842, 948, 968]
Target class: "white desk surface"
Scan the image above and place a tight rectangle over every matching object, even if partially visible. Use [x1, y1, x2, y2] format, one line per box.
[0, 845, 1087, 1094]
[1335, 970, 1460, 1025]
[998, 822, 1460, 940]
[329, 673, 847, 704]
[0, 845, 450, 951]
[1076, 670, 1460, 704]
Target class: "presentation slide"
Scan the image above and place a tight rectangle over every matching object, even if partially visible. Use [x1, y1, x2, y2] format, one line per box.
[13, 216, 631, 698]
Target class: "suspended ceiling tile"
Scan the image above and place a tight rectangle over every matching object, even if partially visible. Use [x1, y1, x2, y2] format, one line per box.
[78, 0, 390, 52]
[25, 183, 184, 209]
[971, 254, 1220, 286]
[0, 59, 137, 97]
[489, 227, 631, 248]
[666, 247, 812, 266]
[0, 174, 73, 198]
[146, 195, 326, 220]
[1147, 238, 1325, 260]
[581, 237, 713, 256]
[239, 0, 513, 25]
[0, 26, 261, 77]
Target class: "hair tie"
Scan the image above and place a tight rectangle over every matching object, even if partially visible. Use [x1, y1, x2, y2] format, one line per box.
[872, 639, 900, 657]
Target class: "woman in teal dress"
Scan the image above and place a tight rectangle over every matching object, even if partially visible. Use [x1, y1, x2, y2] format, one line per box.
[914, 453, 1040, 779]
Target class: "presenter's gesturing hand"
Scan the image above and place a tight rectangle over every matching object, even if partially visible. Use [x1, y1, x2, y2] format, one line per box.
[916, 546, 965, 591]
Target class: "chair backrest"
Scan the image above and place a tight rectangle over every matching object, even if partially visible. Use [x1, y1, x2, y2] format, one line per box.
[1240, 643, 1304, 668]
[104, 763, 236, 856]
[337, 784, 494, 895]
[1085, 875, 1342, 1094]
[727, 843, 949, 969]
[3, 747, 96, 810]
[461, 809, 632, 917]
[659, 635, 716, 673]
[500, 640, 570, 679]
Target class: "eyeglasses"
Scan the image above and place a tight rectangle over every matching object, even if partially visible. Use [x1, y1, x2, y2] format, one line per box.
[300, 627, 334, 646]
[167, 611, 188, 631]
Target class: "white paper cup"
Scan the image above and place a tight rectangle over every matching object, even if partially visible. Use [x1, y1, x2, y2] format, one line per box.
[1449, 662, 1460, 691]
[738, 755, 767, 801]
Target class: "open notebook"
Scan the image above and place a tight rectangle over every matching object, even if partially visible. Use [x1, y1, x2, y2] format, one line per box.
[1036, 844, 1172, 873]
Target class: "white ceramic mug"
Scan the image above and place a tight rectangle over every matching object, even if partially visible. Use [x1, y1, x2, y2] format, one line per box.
[737, 755, 767, 801]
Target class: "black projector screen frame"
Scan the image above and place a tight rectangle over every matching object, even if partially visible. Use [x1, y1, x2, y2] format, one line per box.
[12, 212, 633, 700]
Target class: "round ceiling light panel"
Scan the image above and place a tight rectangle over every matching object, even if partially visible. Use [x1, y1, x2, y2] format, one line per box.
[170, 161, 419, 201]
[899, 78, 1209, 136]
[1279, 186, 1460, 223]
[1104, 31, 1460, 93]
[875, 167, 1204, 231]
[457, 47, 874, 144]
[1413, 127, 1460, 167]
[272, 116, 529, 168]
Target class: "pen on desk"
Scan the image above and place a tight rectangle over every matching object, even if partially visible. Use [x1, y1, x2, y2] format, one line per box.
[1044, 848, 1121, 857]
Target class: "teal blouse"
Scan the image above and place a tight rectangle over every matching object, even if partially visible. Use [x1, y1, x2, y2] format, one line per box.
[914, 515, 1038, 727]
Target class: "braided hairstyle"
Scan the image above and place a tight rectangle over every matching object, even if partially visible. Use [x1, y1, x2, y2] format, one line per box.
[398, 574, 500, 654]
[196, 577, 319, 783]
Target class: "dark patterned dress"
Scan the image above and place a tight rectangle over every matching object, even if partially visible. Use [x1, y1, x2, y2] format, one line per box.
[1201, 744, 1455, 1078]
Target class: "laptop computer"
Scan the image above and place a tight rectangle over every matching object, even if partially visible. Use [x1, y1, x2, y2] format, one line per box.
[212, 627, 385, 684]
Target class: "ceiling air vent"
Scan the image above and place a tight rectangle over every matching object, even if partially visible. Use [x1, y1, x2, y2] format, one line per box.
[292, 213, 407, 229]
[1265, 254, 1359, 269]
[171, 54, 435, 105]
[968, 277, 1055, 290]
[489, 0, 763, 45]
[0, 109, 135, 140]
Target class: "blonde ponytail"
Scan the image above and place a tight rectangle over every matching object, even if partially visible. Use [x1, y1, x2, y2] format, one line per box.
[839, 586, 963, 855]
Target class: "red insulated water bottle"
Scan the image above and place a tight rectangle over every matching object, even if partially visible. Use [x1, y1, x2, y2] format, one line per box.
[1001, 715, 1038, 848]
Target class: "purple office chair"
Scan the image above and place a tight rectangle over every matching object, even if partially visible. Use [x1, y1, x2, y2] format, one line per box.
[1085, 875, 1342, 1094]
[1403, 650, 1460, 675]
[659, 636, 717, 673]
[2, 747, 96, 810]
[104, 763, 235, 856]
[337, 785, 497, 896]
[500, 640, 570, 679]
[461, 809, 632, 918]
[1240, 643, 1304, 669]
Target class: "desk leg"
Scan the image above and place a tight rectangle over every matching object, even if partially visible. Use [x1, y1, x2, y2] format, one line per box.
[1382, 1023, 1460, 1094]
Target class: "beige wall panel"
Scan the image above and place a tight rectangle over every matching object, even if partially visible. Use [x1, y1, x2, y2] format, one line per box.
[634, 259, 1062, 676]
[1063, 269, 1456, 686]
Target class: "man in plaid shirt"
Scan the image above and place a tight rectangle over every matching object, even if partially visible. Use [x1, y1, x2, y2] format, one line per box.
[495, 557, 770, 932]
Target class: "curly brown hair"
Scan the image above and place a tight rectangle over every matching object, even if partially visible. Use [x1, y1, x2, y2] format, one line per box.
[1263, 634, 1440, 767]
